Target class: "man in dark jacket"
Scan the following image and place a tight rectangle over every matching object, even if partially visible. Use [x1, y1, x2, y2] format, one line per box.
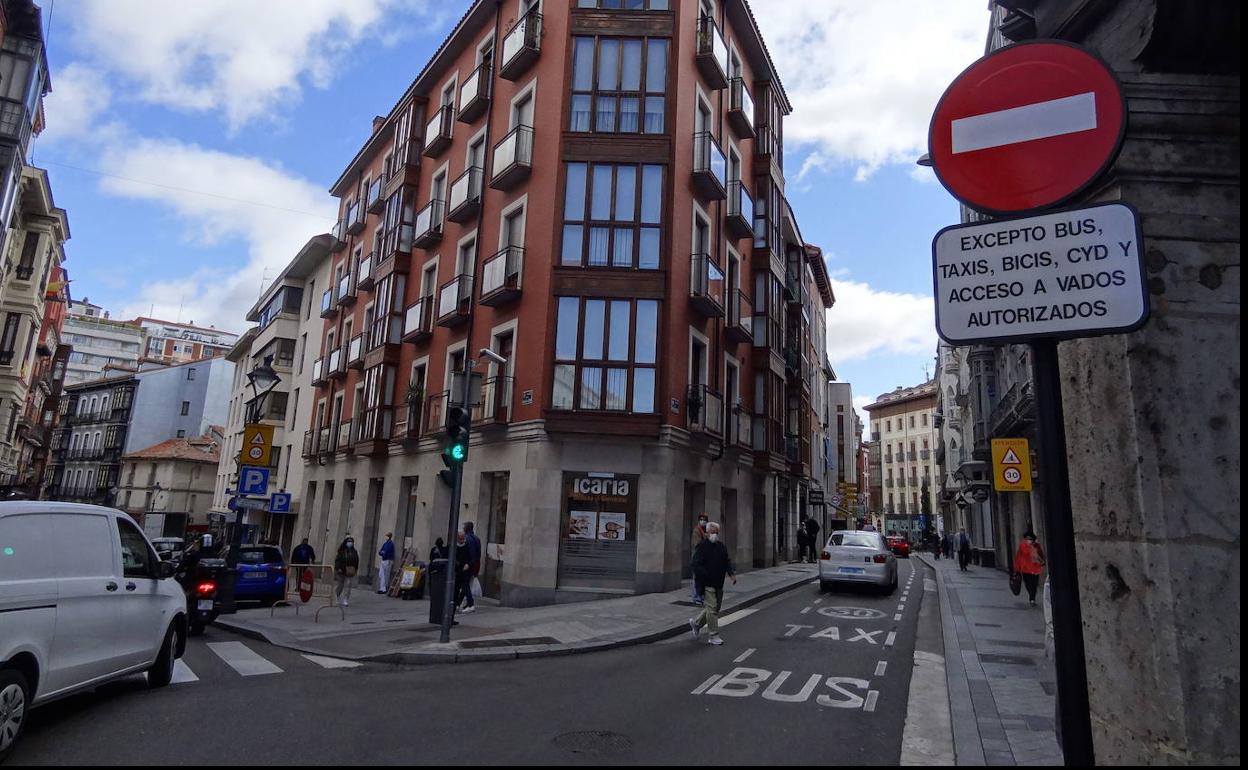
[291, 538, 316, 565]
[463, 522, 482, 588]
[688, 522, 736, 646]
[804, 517, 821, 563]
[957, 529, 973, 571]
[454, 530, 476, 613]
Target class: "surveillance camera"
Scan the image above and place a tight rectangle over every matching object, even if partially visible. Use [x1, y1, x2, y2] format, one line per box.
[478, 348, 508, 367]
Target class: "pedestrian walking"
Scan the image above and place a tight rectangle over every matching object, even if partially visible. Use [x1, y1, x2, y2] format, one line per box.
[429, 537, 448, 562]
[333, 537, 360, 607]
[453, 530, 475, 614]
[691, 512, 709, 605]
[1013, 530, 1047, 605]
[688, 521, 736, 646]
[804, 516, 821, 563]
[796, 514, 811, 563]
[463, 521, 482, 607]
[290, 537, 315, 565]
[376, 532, 396, 594]
[957, 528, 972, 571]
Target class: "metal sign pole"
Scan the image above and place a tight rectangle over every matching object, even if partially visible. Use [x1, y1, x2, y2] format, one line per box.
[439, 363, 474, 644]
[1030, 339, 1095, 765]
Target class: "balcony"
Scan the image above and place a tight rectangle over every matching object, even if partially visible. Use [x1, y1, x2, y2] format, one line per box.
[725, 180, 754, 240]
[423, 105, 454, 158]
[692, 131, 727, 201]
[315, 425, 332, 455]
[346, 334, 365, 370]
[310, 357, 327, 386]
[302, 430, 315, 458]
[366, 177, 385, 215]
[345, 199, 365, 236]
[327, 346, 346, 380]
[0, 100, 33, 149]
[319, 288, 337, 318]
[920, 449, 931, 460]
[756, 123, 780, 168]
[437, 274, 473, 327]
[447, 166, 484, 223]
[329, 219, 348, 252]
[479, 246, 523, 307]
[695, 15, 729, 90]
[402, 297, 434, 343]
[726, 288, 753, 344]
[689, 253, 725, 318]
[490, 125, 534, 191]
[907, 451, 917, 462]
[356, 252, 375, 292]
[412, 199, 445, 249]
[472, 376, 514, 427]
[500, 7, 542, 80]
[394, 401, 424, 442]
[355, 407, 394, 455]
[727, 77, 756, 137]
[368, 313, 404, 358]
[336, 269, 356, 307]
[728, 405, 753, 450]
[458, 61, 492, 123]
[386, 139, 422, 195]
[687, 385, 725, 438]
[336, 419, 355, 453]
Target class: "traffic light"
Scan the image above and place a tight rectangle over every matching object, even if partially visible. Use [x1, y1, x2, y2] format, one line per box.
[437, 405, 471, 487]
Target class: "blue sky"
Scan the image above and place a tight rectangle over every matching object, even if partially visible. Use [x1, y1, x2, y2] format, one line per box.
[34, 0, 987, 430]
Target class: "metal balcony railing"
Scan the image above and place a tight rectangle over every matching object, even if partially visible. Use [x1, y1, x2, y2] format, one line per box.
[687, 385, 724, 437]
[689, 253, 725, 318]
[437, 274, 473, 327]
[728, 77, 756, 137]
[458, 61, 492, 123]
[402, 297, 434, 342]
[480, 246, 523, 306]
[413, 199, 445, 249]
[491, 125, 534, 190]
[695, 15, 729, 89]
[692, 131, 727, 200]
[423, 104, 454, 157]
[500, 7, 542, 80]
[448, 166, 484, 223]
[472, 376, 514, 427]
[726, 180, 754, 239]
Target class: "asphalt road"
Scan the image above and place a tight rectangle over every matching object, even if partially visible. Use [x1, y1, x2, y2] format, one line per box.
[11, 560, 929, 766]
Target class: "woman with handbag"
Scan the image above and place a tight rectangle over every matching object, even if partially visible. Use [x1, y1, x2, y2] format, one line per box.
[333, 537, 360, 607]
[1013, 531, 1046, 606]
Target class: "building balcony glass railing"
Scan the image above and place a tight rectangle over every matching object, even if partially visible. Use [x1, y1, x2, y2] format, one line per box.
[347, 334, 365, 369]
[336, 269, 356, 307]
[310, 357, 327, 386]
[402, 297, 434, 343]
[692, 131, 727, 201]
[725, 180, 755, 240]
[726, 288, 753, 344]
[728, 77, 756, 137]
[330, 219, 348, 252]
[687, 385, 725, 437]
[447, 166, 484, 223]
[479, 246, 523, 307]
[412, 199, 445, 249]
[490, 124, 534, 190]
[689, 253, 725, 318]
[500, 7, 542, 80]
[437, 274, 473, 327]
[423, 104, 454, 158]
[458, 61, 492, 123]
[327, 346, 346, 379]
[320, 287, 337, 318]
[345, 199, 365, 236]
[366, 177, 385, 215]
[355, 407, 395, 453]
[356, 251, 375, 291]
[695, 15, 729, 89]
[471, 376, 514, 427]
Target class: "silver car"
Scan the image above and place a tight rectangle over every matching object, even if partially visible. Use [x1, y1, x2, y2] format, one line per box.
[819, 530, 898, 593]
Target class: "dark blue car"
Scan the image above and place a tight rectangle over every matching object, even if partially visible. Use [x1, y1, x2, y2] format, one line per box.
[225, 545, 286, 604]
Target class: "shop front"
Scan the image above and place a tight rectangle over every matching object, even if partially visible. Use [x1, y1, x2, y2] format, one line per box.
[556, 471, 639, 591]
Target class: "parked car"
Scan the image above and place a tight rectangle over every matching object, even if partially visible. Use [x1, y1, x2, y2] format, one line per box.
[886, 535, 911, 558]
[0, 502, 186, 762]
[818, 530, 898, 593]
[218, 545, 287, 605]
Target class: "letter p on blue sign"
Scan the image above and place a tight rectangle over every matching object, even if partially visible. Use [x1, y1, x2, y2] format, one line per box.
[240, 466, 270, 496]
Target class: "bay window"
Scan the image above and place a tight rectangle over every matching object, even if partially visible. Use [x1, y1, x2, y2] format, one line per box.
[561, 162, 663, 269]
[552, 296, 658, 413]
[570, 36, 667, 134]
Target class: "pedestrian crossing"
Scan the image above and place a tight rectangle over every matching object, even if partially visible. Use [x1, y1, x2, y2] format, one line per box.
[154, 639, 364, 687]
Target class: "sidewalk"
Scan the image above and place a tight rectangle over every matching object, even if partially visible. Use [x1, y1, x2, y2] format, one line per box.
[215, 562, 819, 664]
[915, 553, 1063, 766]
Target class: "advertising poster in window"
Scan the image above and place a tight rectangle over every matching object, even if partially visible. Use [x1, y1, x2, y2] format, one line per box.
[557, 472, 640, 589]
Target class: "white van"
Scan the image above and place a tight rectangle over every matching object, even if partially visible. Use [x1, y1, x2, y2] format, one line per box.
[0, 502, 187, 761]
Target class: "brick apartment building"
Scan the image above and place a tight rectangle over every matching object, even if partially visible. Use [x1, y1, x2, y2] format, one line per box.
[296, 0, 834, 605]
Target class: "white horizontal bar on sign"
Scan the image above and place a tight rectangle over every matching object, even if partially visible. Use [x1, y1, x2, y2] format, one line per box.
[952, 92, 1097, 154]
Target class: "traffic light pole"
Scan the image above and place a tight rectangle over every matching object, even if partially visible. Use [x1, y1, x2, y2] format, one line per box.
[438, 361, 475, 644]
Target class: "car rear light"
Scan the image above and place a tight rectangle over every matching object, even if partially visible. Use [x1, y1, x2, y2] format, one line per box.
[196, 581, 217, 597]
[820, 551, 831, 560]
[873, 554, 888, 564]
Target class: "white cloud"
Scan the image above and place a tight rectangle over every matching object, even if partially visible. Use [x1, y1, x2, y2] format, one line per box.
[750, 0, 988, 180]
[95, 138, 335, 330]
[38, 63, 114, 143]
[824, 278, 937, 364]
[64, 0, 429, 131]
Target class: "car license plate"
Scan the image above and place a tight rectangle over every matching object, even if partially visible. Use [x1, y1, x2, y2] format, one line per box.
[839, 567, 865, 574]
[197, 599, 214, 611]
[245, 571, 267, 579]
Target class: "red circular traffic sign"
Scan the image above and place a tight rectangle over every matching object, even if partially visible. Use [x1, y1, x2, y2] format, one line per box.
[929, 41, 1125, 215]
[298, 567, 315, 603]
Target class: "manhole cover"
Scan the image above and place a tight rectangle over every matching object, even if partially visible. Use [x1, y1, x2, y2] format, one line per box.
[552, 731, 634, 755]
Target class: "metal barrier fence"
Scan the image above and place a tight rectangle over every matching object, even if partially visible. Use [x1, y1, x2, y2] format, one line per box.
[275, 564, 343, 622]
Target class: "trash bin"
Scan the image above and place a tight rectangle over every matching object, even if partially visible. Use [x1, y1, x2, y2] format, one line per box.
[427, 558, 449, 625]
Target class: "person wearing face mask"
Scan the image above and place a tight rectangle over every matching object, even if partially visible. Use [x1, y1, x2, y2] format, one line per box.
[690, 512, 710, 606]
[689, 522, 736, 646]
[333, 536, 360, 608]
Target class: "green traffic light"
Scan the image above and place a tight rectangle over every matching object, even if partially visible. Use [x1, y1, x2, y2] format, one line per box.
[449, 443, 467, 462]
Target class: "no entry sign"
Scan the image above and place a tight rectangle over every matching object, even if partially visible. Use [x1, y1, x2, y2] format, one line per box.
[933, 202, 1147, 345]
[928, 41, 1126, 215]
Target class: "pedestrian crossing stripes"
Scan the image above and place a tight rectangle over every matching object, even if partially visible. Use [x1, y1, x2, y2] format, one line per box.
[301, 654, 362, 669]
[170, 660, 198, 685]
[208, 642, 284, 676]
[719, 609, 758, 627]
[168, 641, 365, 685]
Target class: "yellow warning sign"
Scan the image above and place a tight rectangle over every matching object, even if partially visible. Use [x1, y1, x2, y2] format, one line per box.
[992, 438, 1032, 492]
[242, 423, 274, 466]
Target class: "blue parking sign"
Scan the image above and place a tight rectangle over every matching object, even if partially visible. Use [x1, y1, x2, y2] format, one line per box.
[270, 492, 292, 514]
[239, 466, 270, 496]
